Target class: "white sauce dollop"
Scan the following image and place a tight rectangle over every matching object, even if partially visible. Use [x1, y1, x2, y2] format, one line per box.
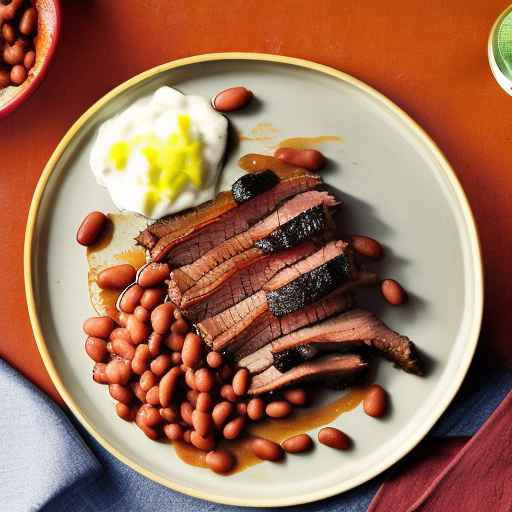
[90, 86, 228, 219]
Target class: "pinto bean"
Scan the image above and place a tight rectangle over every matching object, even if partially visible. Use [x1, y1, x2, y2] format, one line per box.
[283, 388, 308, 406]
[159, 367, 183, 407]
[97, 264, 136, 290]
[182, 333, 202, 369]
[92, 363, 109, 384]
[131, 382, 147, 403]
[137, 262, 170, 287]
[131, 344, 150, 375]
[134, 306, 150, 323]
[126, 315, 150, 344]
[165, 333, 185, 352]
[140, 370, 157, 392]
[318, 427, 350, 450]
[159, 407, 178, 423]
[185, 368, 196, 390]
[163, 423, 183, 441]
[232, 368, 250, 396]
[250, 438, 284, 461]
[190, 431, 216, 451]
[83, 316, 114, 339]
[180, 401, 194, 426]
[109, 327, 132, 343]
[223, 416, 245, 440]
[274, 147, 325, 171]
[85, 336, 109, 363]
[206, 351, 223, 369]
[196, 392, 213, 413]
[213, 86, 253, 112]
[205, 450, 235, 474]
[266, 401, 292, 418]
[119, 284, 144, 313]
[19, 7, 37, 35]
[351, 235, 383, 259]
[247, 398, 265, 421]
[115, 402, 135, 421]
[192, 410, 213, 436]
[105, 358, 132, 385]
[194, 368, 215, 393]
[145, 385, 160, 406]
[212, 401, 234, 429]
[140, 288, 166, 310]
[381, 279, 407, 305]
[147, 332, 163, 357]
[220, 384, 237, 402]
[76, 211, 107, 246]
[109, 384, 133, 405]
[171, 318, 189, 334]
[151, 303, 175, 334]
[363, 384, 388, 417]
[282, 434, 313, 453]
[150, 354, 172, 377]
[111, 338, 135, 360]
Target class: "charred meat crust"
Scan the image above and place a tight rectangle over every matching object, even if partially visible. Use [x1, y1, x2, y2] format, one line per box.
[176, 243, 317, 321]
[255, 205, 328, 254]
[231, 170, 279, 204]
[266, 253, 353, 317]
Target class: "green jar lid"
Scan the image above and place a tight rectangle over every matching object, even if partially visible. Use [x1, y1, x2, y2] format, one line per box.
[489, 6, 512, 94]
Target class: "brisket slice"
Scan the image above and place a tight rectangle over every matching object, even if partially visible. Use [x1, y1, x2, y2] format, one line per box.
[168, 191, 337, 302]
[138, 169, 321, 263]
[179, 243, 317, 322]
[248, 354, 367, 395]
[270, 309, 422, 375]
[231, 170, 279, 204]
[263, 241, 354, 317]
[201, 290, 352, 357]
[168, 202, 333, 309]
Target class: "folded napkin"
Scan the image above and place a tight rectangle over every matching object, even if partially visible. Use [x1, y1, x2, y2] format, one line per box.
[1, 358, 511, 512]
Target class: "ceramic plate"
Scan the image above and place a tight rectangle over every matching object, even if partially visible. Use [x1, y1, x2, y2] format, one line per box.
[25, 53, 482, 507]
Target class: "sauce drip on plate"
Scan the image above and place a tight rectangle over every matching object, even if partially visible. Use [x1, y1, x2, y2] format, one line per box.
[174, 386, 369, 474]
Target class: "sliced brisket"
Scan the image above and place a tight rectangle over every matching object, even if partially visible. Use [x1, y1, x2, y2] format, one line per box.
[138, 168, 321, 263]
[271, 309, 422, 375]
[248, 354, 367, 395]
[179, 243, 317, 321]
[168, 191, 337, 306]
[264, 241, 354, 317]
[200, 290, 353, 357]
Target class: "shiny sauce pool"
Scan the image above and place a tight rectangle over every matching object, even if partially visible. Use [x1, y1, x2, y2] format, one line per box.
[174, 386, 369, 474]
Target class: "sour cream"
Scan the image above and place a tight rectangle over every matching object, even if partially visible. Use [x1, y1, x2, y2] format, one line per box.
[90, 86, 228, 219]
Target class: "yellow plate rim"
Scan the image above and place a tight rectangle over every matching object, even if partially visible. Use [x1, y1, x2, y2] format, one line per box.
[24, 52, 483, 507]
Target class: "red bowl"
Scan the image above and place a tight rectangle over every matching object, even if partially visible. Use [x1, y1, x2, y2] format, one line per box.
[0, 0, 61, 119]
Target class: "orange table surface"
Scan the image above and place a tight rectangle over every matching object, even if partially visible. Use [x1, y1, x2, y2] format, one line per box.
[1, 0, 511, 404]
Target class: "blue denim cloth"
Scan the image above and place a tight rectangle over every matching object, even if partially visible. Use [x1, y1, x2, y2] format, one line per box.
[1, 358, 510, 512]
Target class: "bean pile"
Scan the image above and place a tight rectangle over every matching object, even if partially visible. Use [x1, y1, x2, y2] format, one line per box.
[0, 0, 38, 88]
[84, 260, 325, 474]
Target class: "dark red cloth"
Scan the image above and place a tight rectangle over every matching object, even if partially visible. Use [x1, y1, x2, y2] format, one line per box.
[369, 391, 512, 511]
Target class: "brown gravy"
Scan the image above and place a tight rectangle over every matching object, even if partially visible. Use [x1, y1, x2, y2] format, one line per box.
[238, 153, 300, 174]
[277, 135, 342, 149]
[87, 213, 147, 319]
[239, 123, 278, 142]
[174, 386, 368, 474]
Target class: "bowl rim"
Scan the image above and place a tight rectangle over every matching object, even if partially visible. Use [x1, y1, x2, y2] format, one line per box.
[0, 0, 62, 119]
[23, 52, 484, 507]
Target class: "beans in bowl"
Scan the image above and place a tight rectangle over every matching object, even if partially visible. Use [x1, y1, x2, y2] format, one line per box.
[0, 0, 38, 88]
